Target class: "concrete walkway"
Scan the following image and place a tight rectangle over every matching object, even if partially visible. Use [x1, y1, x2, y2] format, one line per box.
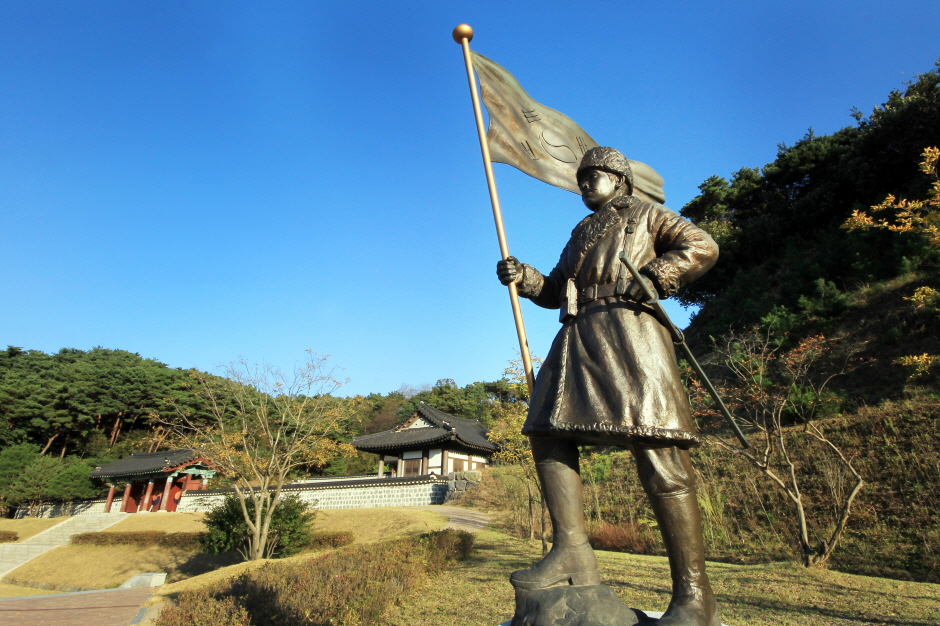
[409, 505, 490, 532]
[0, 514, 130, 579]
[0, 587, 153, 626]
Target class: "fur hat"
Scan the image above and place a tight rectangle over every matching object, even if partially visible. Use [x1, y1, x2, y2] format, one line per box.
[577, 147, 634, 195]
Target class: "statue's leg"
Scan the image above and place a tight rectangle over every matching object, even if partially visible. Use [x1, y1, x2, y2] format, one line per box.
[633, 444, 720, 626]
[509, 437, 601, 590]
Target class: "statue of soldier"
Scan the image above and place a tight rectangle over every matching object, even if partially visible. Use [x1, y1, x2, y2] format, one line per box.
[497, 147, 720, 626]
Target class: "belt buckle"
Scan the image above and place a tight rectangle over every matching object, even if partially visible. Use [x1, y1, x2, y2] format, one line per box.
[581, 284, 597, 303]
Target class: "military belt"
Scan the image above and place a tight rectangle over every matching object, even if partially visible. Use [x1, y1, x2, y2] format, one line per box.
[560, 279, 627, 323]
[577, 282, 622, 304]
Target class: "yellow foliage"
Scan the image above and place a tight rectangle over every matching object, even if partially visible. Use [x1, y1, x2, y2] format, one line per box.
[844, 148, 940, 379]
[488, 357, 538, 468]
[894, 353, 940, 380]
[904, 286, 940, 317]
[843, 147, 940, 246]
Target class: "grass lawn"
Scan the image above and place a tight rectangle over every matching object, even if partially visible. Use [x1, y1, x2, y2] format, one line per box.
[3, 506, 447, 595]
[109, 512, 207, 533]
[381, 528, 940, 626]
[146, 506, 448, 605]
[0, 582, 60, 598]
[315, 507, 446, 543]
[5, 544, 241, 591]
[0, 516, 70, 542]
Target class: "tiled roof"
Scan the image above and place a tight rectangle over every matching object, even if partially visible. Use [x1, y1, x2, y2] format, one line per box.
[91, 449, 204, 478]
[352, 402, 497, 454]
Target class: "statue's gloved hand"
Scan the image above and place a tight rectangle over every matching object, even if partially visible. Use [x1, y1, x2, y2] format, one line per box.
[496, 256, 524, 286]
[626, 273, 657, 302]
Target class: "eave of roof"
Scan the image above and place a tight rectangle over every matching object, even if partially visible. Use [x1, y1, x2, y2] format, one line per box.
[352, 402, 497, 454]
[90, 449, 213, 478]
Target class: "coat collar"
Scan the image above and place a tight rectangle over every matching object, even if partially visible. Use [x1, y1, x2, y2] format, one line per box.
[569, 195, 639, 254]
[567, 195, 639, 276]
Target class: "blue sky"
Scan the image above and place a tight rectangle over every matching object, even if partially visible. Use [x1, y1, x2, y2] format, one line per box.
[2, 1, 938, 396]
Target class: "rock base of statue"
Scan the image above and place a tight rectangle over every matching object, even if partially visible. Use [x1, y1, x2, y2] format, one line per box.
[509, 583, 652, 626]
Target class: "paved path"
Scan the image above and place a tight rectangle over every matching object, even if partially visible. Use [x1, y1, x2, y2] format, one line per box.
[0, 513, 130, 579]
[409, 505, 490, 532]
[0, 587, 153, 626]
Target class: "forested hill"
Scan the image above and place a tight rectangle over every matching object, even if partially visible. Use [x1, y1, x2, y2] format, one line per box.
[0, 346, 212, 459]
[679, 60, 940, 341]
[0, 346, 523, 469]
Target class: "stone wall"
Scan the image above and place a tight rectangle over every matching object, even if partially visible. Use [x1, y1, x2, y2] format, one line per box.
[176, 478, 450, 513]
[16, 473, 480, 518]
[443, 470, 483, 502]
[15, 499, 114, 519]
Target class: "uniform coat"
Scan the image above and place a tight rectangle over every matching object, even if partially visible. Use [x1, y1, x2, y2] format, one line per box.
[517, 194, 718, 447]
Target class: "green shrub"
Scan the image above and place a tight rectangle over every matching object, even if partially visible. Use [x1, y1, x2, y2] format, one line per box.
[201, 493, 313, 559]
[70, 531, 202, 550]
[305, 531, 353, 550]
[798, 278, 851, 318]
[157, 530, 474, 626]
[0, 531, 18, 543]
[425, 527, 475, 563]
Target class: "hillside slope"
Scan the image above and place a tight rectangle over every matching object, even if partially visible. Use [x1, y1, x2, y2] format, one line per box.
[681, 61, 940, 350]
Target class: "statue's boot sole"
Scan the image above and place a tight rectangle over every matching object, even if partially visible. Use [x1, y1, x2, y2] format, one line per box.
[509, 569, 601, 590]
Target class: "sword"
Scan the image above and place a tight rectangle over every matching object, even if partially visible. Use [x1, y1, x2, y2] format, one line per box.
[620, 251, 750, 449]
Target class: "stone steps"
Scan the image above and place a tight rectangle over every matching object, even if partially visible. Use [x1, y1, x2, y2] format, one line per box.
[0, 513, 130, 578]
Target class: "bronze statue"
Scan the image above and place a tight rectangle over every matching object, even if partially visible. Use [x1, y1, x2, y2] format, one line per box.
[497, 147, 720, 626]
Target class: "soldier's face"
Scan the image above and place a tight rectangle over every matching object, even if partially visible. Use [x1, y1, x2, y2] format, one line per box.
[579, 169, 619, 211]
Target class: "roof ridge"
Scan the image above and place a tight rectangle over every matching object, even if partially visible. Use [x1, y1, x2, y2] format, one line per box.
[130, 448, 192, 457]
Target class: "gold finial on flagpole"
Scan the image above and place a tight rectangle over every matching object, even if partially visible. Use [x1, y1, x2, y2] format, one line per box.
[453, 24, 536, 396]
[452, 24, 473, 43]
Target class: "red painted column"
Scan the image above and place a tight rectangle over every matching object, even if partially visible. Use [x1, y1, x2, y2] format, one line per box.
[104, 484, 116, 513]
[141, 480, 155, 512]
[159, 475, 174, 511]
[120, 483, 132, 513]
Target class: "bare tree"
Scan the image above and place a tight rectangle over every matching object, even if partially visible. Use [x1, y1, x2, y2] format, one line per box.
[695, 328, 867, 567]
[167, 351, 354, 561]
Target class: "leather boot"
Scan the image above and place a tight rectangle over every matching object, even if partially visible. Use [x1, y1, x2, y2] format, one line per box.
[649, 487, 721, 626]
[509, 459, 601, 590]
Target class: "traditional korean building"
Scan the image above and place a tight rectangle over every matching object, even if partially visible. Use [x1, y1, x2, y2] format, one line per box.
[352, 402, 498, 477]
[90, 449, 218, 513]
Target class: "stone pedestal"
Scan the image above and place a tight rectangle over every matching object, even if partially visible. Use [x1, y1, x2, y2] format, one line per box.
[509, 584, 644, 626]
[502, 601, 726, 626]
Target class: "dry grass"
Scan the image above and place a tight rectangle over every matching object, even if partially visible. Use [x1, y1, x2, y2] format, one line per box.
[0, 516, 70, 542]
[314, 507, 446, 543]
[143, 506, 447, 606]
[103, 507, 446, 541]
[147, 557, 275, 604]
[0, 582, 60, 598]
[4, 544, 240, 591]
[381, 528, 940, 626]
[152, 530, 475, 626]
[109, 512, 207, 534]
[0, 506, 445, 599]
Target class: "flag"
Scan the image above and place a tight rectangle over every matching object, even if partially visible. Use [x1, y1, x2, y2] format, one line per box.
[471, 52, 666, 204]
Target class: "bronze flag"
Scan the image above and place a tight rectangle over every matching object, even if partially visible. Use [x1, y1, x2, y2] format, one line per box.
[471, 52, 666, 204]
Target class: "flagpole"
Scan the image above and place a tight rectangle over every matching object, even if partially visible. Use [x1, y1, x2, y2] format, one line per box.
[453, 24, 536, 397]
